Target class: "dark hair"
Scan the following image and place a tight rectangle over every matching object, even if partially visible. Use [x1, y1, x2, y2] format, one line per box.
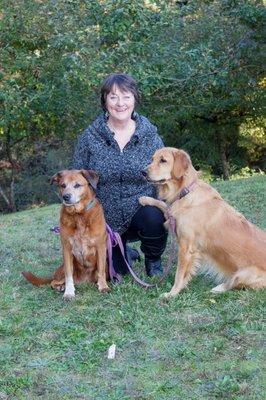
[100, 73, 140, 111]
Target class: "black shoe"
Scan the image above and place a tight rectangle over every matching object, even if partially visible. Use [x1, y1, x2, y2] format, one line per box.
[145, 258, 163, 277]
[126, 246, 141, 266]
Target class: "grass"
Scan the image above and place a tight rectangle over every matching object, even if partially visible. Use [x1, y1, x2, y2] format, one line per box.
[0, 175, 265, 400]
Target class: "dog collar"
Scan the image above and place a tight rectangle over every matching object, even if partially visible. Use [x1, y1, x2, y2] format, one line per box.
[170, 180, 197, 205]
[86, 198, 97, 211]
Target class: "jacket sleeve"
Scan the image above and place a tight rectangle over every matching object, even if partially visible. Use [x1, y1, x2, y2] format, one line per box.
[72, 132, 90, 169]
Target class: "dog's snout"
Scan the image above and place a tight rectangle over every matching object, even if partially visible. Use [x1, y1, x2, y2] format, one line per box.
[141, 170, 147, 177]
[63, 193, 71, 202]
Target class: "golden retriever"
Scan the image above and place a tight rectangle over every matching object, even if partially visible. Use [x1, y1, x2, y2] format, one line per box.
[22, 169, 110, 299]
[139, 147, 266, 298]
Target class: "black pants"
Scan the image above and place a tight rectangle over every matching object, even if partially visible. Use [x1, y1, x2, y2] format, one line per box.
[113, 205, 167, 275]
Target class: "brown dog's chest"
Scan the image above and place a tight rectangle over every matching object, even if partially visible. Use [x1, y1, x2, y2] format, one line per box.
[61, 205, 106, 269]
[69, 233, 97, 267]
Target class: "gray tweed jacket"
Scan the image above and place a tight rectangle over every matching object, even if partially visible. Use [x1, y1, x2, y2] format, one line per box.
[72, 112, 164, 234]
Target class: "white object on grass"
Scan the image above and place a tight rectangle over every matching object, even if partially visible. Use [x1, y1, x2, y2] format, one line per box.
[107, 344, 116, 359]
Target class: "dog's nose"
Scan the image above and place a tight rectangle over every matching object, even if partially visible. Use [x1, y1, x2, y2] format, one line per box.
[141, 170, 147, 177]
[63, 193, 71, 202]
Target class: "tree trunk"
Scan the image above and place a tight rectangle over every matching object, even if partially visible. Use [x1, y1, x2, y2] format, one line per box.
[9, 175, 16, 212]
[216, 130, 230, 180]
[0, 183, 16, 212]
[3, 129, 17, 212]
[220, 143, 230, 180]
[0, 185, 11, 208]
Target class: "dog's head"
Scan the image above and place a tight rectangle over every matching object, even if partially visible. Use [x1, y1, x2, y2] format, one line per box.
[50, 169, 99, 206]
[142, 147, 191, 184]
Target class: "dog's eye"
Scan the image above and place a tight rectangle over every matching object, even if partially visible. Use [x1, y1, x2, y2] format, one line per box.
[74, 183, 81, 189]
[60, 183, 66, 189]
[160, 158, 167, 163]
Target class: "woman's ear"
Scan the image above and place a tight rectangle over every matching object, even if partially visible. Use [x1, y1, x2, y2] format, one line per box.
[172, 150, 191, 180]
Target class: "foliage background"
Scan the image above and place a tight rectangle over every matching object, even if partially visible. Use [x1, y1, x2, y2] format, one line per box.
[0, 0, 265, 212]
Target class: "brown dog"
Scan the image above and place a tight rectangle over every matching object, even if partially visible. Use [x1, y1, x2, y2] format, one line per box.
[22, 169, 110, 299]
[139, 147, 266, 298]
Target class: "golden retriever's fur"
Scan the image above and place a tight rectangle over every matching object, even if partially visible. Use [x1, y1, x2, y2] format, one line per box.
[139, 147, 266, 298]
[22, 170, 110, 299]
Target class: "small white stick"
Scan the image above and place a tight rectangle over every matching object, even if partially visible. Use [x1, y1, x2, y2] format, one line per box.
[107, 344, 116, 359]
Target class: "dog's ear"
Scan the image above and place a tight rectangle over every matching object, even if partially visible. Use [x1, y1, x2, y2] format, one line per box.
[81, 169, 99, 190]
[50, 172, 62, 185]
[172, 150, 191, 180]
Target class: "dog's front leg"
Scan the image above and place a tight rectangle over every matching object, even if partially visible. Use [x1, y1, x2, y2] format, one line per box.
[62, 240, 75, 300]
[162, 237, 196, 299]
[97, 243, 110, 293]
[139, 196, 168, 213]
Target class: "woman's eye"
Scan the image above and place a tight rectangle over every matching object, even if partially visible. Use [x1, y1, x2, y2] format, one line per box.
[74, 183, 81, 189]
[160, 159, 167, 163]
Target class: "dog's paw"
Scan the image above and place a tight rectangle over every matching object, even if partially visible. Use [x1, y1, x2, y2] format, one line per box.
[51, 282, 65, 292]
[57, 284, 65, 293]
[139, 196, 151, 206]
[99, 285, 111, 293]
[160, 291, 176, 300]
[63, 291, 75, 300]
[211, 283, 227, 294]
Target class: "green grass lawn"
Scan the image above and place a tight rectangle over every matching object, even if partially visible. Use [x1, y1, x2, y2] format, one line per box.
[0, 175, 265, 400]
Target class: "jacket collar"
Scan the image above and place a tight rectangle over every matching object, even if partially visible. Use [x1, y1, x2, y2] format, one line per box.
[94, 112, 141, 146]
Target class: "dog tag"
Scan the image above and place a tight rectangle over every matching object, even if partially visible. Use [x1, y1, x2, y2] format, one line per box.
[179, 187, 190, 199]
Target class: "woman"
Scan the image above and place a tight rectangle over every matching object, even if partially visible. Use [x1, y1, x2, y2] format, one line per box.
[73, 73, 167, 277]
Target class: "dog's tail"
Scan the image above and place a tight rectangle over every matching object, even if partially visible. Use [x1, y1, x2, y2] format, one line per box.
[22, 271, 53, 286]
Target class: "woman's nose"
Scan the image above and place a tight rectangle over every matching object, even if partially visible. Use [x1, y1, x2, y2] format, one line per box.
[116, 97, 124, 106]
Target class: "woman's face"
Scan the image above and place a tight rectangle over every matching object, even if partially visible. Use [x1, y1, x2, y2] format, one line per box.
[106, 85, 135, 122]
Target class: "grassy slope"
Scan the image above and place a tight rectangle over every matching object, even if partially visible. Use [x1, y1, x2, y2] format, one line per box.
[0, 175, 265, 400]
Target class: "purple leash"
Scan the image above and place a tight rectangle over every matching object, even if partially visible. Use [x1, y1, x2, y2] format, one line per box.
[106, 224, 176, 289]
[50, 226, 60, 235]
[51, 224, 176, 288]
[106, 224, 123, 283]
[106, 224, 156, 288]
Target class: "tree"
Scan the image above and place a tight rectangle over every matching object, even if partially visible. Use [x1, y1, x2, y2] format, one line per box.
[0, 0, 99, 209]
[94, 0, 265, 178]
[1, 0, 265, 211]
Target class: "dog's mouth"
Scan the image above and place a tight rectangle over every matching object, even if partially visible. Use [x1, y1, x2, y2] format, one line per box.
[62, 200, 80, 207]
[145, 177, 167, 185]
